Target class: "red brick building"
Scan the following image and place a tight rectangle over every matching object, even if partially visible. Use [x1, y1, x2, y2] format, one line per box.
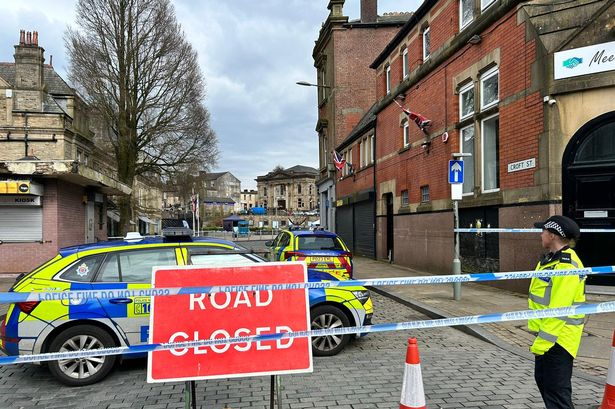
[312, 0, 410, 244]
[333, 0, 615, 289]
[0, 31, 130, 273]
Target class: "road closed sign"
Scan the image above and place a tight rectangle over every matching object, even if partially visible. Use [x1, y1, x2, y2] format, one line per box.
[147, 262, 312, 383]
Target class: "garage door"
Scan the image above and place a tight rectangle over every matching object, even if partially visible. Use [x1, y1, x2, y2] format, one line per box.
[353, 200, 375, 258]
[0, 207, 43, 241]
[336, 205, 354, 251]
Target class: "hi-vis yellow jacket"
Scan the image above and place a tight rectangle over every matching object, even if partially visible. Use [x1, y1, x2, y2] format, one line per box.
[528, 247, 585, 358]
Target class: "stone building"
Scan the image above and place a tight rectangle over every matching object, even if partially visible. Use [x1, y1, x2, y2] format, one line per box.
[255, 165, 318, 213]
[311, 0, 410, 231]
[330, 0, 615, 289]
[240, 189, 257, 211]
[0, 30, 130, 273]
[200, 171, 241, 212]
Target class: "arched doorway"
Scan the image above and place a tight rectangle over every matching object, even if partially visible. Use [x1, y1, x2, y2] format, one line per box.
[562, 111, 615, 285]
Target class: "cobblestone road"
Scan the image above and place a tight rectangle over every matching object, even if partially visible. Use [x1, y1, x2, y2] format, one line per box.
[0, 293, 604, 408]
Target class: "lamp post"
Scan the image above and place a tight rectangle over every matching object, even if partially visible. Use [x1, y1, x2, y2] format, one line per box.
[295, 81, 331, 88]
[451, 152, 472, 301]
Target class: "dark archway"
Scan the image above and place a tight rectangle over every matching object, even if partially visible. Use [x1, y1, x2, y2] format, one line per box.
[562, 111, 615, 285]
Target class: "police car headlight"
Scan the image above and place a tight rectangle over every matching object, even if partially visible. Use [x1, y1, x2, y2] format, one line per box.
[352, 290, 370, 304]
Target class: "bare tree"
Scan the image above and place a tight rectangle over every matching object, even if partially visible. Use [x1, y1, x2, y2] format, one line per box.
[66, 0, 218, 233]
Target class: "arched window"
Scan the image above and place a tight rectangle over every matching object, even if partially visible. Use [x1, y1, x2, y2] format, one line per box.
[574, 122, 615, 163]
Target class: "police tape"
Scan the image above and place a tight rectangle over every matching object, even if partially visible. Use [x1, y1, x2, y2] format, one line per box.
[0, 270, 609, 303]
[455, 228, 615, 234]
[1, 265, 614, 304]
[1, 300, 614, 365]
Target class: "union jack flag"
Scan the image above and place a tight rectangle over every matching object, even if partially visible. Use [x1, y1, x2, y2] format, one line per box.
[394, 99, 432, 131]
[332, 150, 346, 171]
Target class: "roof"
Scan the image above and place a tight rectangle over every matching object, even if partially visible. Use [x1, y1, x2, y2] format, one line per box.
[202, 171, 230, 181]
[256, 165, 318, 180]
[58, 237, 240, 257]
[521, 0, 607, 54]
[286, 165, 318, 174]
[0, 63, 74, 96]
[337, 102, 378, 151]
[371, 0, 438, 69]
[203, 196, 235, 204]
[288, 229, 337, 237]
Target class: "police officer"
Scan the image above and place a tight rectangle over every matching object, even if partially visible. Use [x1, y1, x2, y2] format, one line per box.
[530, 215, 586, 409]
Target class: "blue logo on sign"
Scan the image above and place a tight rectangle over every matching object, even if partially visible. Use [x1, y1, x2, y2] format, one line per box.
[563, 57, 583, 69]
[449, 160, 464, 184]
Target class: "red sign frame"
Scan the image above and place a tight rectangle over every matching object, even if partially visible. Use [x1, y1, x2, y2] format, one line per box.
[147, 261, 312, 383]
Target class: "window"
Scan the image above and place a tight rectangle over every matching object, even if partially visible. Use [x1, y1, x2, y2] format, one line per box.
[423, 27, 431, 61]
[459, 82, 475, 120]
[402, 119, 410, 148]
[298, 236, 343, 251]
[401, 190, 409, 206]
[460, 125, 475, 195]
[481, 0, 496, 11]
[76, 150, 82, 163]
[58, 255, 105, 282]
[481, 114, 500, 192]
[95, 248, 177, 283]
[298, 198, 303, 208]
[420, 185, 430, 202]
[402, 48, 409, 78]
[386, 64, 391, 94]
[460, 0, 474, 29]
[480, 67, 499, 109]
[309, 185, 313, 195]
[360, 136, 374, 167]
[318, 66, 327, 102]
[298, 184, 302, 194]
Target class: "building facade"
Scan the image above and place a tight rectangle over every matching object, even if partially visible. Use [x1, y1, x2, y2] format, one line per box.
[255, 166, 318, 213]
[0, 31, 130, 273]
[240, 189, 257, 211]
[201, 171, 241, 211]
[334, 0, 615, 290]
[312, 0, 410, 231]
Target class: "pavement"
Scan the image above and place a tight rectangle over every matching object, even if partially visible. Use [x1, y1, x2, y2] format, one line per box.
[352, 256, 615, 382]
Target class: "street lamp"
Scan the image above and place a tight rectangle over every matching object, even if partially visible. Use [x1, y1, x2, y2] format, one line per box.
[451, 152, 472, 301]
[296, 81, 331, 88]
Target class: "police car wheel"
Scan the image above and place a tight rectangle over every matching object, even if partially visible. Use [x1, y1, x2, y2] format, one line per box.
[47, 325, 117, 387]
[310, 305, 350, 356]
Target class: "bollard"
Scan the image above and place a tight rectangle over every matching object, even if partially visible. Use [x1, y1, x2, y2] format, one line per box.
[400, 337, 426, 409]
[601, 330, 615, 408]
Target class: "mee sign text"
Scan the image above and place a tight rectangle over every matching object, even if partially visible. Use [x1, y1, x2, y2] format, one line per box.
[147, 262, 312, 383]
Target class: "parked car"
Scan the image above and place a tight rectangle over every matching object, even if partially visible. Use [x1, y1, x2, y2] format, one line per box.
[266, 228, 353, 278]
[0, 228, 372, 386]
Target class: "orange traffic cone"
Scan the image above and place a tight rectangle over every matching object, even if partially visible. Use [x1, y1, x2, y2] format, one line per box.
[601, 330, 615, 408]
[400, 337, 426, 409]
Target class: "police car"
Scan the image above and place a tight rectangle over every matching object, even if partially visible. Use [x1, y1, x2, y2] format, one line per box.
[267, 228, 353, 278]
[0, 229, 372, 386]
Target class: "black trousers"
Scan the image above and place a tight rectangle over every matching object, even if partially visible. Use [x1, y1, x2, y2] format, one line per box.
[534, 343, 574, 409]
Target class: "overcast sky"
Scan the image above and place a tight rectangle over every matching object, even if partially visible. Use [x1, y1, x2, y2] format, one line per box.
[0, 0, 422, 190]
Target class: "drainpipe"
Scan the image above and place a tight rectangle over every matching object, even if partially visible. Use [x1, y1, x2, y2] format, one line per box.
[372, 124, 377, 260]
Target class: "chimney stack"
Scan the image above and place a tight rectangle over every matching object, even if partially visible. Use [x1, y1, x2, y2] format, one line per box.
[14, 29, 46, 110]
[361, 0, 377, 23]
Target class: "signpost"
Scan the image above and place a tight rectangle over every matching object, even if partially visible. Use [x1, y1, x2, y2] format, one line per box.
[449, 156, 468, 301]
[148, 262, 312, 407]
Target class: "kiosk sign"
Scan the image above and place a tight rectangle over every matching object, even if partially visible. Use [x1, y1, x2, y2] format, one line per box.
[147, 262, 312, 383]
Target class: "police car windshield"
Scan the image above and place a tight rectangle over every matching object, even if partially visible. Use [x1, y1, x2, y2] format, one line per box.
[297, 236, 343, 251]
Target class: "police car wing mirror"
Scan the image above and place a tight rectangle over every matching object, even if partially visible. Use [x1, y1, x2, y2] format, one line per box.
[264, 240, 273, 247]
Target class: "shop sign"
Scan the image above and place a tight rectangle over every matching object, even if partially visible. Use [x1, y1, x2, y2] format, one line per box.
[555, 40, 615, 79]
[0, 195, 41, 206]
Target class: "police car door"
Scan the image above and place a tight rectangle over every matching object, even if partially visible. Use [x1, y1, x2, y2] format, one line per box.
[92, 248, 178, 347]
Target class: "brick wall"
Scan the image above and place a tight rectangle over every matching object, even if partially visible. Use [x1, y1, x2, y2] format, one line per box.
[376, 6, 541, 209]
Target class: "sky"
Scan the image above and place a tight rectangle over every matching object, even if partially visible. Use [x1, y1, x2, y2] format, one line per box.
[0, 0, 422, 190]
